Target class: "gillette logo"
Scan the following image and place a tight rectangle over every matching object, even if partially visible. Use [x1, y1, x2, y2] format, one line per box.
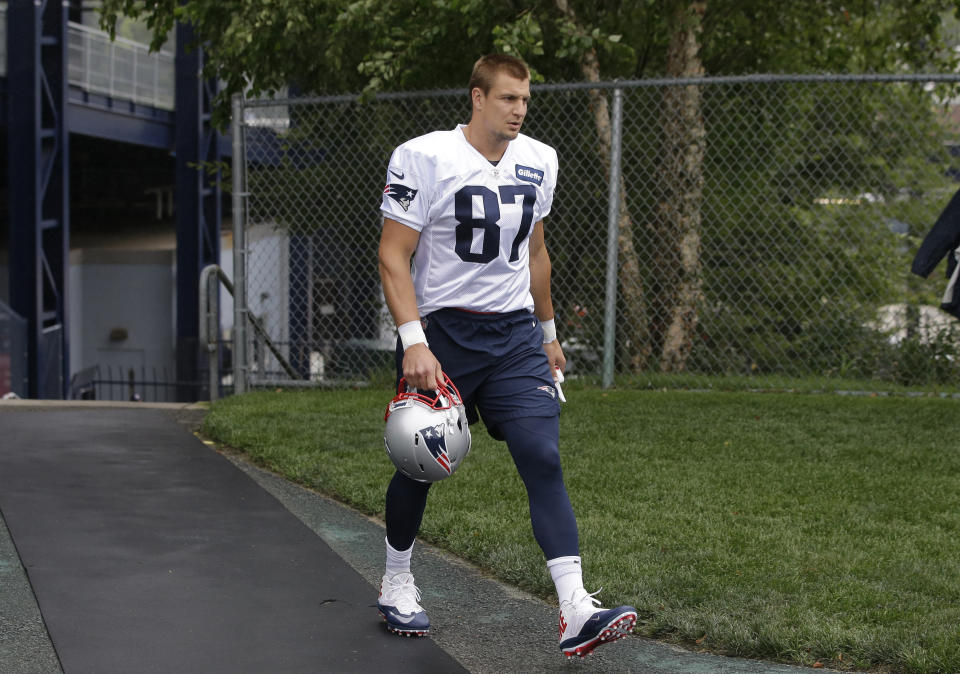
[515, 165, 544, 186]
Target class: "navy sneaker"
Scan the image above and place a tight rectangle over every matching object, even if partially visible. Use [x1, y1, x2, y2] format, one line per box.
[558, 588, 637, 658]
[378, 572, 430, 637]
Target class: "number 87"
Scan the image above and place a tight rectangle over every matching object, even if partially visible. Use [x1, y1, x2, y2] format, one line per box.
[454, 185, 536, 264]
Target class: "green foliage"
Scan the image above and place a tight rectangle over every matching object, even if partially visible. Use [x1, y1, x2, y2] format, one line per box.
[99, 0, 178, 53]
[492, 9, 545, 71]
[610, 78, 959, 383]
[96, 0, 960, 382]
[97, 0, 960, 124]
[94, 0, 645, 126]
[245, 77, 960, 385]
[703, 0, 960, 75]
[834, 322, 960, 386]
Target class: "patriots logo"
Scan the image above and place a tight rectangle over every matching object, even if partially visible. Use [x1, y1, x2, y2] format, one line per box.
[384, 183, 418, 212]
[537, 385, 557, 399]
[419, 423, 451, 474]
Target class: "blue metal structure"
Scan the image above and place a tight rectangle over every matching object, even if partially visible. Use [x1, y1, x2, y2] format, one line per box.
[6, 0, 71, 398]
[175, 21, 221, 401]
[69, 88, 174, 150]
[2, 6, 226, 399]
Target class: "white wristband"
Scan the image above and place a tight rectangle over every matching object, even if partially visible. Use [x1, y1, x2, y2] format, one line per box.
[541, 318, 557, 344]
[398, 320, 427, 351]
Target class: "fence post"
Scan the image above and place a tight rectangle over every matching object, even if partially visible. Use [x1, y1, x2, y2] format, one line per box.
[601, 87, 623, 389]
[231, 93, 248, 395]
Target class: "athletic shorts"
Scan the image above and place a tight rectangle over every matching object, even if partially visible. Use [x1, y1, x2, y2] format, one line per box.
[394, 308, 561, 438]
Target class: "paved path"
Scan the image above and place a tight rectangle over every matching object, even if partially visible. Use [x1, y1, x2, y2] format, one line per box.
[0, 401, 829, 673]
[0, 404, 460, 673]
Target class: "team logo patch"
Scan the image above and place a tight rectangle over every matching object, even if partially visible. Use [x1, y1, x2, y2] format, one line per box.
[384, 183, 418, 212]
[537, 385, 557, 399]
[419, 423, 452, 474]
[515, 164, 544, 186]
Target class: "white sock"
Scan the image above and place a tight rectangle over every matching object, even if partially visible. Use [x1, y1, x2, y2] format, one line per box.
[547, 555, 584, 603]
[385, 537, 413, 578]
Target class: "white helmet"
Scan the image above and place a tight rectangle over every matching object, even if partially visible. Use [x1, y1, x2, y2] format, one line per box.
[384, 375, 471, 483]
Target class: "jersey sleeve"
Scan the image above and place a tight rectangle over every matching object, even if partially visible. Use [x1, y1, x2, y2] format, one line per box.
[381, 143, 430, 232]
[537, 145, 559, 222]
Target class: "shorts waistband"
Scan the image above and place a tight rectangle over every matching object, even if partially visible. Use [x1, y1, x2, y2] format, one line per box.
[430, 307, 534, 321]
[452, 307, 499, 315]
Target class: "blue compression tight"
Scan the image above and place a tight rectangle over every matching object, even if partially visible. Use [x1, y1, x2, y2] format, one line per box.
[385, 415, 580, 560]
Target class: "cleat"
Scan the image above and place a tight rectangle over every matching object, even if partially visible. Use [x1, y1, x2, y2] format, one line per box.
[558, 588, 637, 658]
[377, 572, 430, 636]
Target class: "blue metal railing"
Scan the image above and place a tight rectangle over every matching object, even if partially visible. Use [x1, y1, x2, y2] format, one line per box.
[0, 5, 175, 110]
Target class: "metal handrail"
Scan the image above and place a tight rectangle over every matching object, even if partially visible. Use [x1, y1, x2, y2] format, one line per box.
[200, 264, 300, 401]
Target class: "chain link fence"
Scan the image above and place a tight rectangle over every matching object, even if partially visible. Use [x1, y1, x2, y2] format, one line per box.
[233, 74, 960, 391]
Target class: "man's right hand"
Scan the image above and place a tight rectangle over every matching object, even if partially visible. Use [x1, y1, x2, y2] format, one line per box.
[402, 343, 443, 391]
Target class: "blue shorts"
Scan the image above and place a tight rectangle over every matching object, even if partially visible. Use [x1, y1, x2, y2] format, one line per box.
[395, 308, 561, 437]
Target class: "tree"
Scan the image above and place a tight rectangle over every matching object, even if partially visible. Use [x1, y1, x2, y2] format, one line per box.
[657, 1, 706, 372]
[99, 0, 960, 375]
[551, 0, 651, 371]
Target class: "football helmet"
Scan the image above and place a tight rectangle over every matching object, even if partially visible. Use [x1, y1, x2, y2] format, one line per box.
[384, 375, 471, 483]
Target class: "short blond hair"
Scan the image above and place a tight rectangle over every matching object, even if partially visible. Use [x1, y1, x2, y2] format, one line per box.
[468, 53, 530, 95]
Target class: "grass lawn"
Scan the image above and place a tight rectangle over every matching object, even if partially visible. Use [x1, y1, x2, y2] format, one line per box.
[202, 386, 960, 672]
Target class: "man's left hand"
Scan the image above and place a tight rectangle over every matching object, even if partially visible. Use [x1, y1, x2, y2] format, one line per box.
[544, 340, 566, 376]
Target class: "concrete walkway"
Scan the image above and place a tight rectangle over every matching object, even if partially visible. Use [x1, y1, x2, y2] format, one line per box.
[0, 400, 828, 673]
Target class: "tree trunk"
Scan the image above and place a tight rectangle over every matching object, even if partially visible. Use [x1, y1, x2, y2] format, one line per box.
[658, 1, 706, 373]
[555, 0, 650, 372]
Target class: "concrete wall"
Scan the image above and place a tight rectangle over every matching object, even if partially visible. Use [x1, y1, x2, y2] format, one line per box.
[69, 248, 176, 386]
[7, 231, 243, 397]
[245, 223, 290, 378]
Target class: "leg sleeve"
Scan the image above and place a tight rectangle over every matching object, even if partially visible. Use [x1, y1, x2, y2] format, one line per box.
[496, 415, 580, 559]
[385, 470, 431, 551]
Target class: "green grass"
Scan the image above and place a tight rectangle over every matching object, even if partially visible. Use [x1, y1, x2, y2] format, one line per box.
[571, 371, 960, 394]
[202, 387, 960, 672]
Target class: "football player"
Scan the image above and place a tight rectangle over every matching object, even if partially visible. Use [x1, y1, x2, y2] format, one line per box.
[376, 53, 637, 658]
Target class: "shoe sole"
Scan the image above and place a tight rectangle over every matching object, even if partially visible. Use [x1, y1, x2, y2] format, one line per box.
[379, 609, 430, 637]
[561, 611, 637, 658]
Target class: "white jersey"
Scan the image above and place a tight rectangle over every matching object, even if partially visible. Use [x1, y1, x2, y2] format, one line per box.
[381, 124, 558, 315]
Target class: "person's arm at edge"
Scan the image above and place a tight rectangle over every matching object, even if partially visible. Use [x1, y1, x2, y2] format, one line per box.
[378, 217, 443, 390]
[528, 220, 567, 375]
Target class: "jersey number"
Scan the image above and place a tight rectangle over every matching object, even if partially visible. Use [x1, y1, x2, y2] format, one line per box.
[454, 185, 536, 264]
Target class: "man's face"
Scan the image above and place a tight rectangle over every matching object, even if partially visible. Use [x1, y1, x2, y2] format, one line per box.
[474, 72, 531, 143]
